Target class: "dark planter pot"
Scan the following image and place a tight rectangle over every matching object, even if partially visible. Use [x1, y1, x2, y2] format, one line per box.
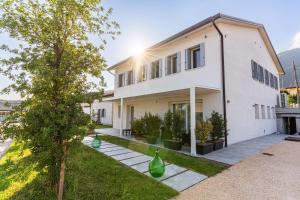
[163, 139, 182, 150]
[196, 142, 213, 155]
[146, 136, 157, 144]
[213, 139, 224, 150]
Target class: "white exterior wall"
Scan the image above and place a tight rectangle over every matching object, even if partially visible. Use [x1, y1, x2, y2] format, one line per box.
[92, 100, 113, 125]
[220, 23, 279, 144]
[111, 21, 281, 145]
[113, 26, 222, 99]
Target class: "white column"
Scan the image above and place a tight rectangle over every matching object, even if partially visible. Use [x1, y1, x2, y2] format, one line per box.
[190, 87, 196, 155]
[120, 98, 124, 136]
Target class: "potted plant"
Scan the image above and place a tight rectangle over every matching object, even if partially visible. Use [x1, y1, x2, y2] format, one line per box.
[195, 119, 213, 155]
[210, 111, 225, 150]
[163, 110, 184, 150]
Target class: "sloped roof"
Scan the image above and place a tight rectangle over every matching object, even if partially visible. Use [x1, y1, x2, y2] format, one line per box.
[108, 13, 284, 75]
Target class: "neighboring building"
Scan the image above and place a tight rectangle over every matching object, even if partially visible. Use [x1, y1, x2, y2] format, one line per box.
[82, 91, 113, 125]
[107, 13, 284, 155]
[0, 100, 21, 122]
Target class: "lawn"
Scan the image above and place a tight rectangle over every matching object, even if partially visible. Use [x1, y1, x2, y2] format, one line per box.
[100, 135, 229, 177]
[0, 142, 178, 200]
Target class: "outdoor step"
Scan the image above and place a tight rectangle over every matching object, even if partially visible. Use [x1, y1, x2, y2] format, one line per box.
[162, 170, 207, 192]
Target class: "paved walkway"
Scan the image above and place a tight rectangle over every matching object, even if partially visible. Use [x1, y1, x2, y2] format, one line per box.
[0, 138, 12, 159]
[173, 140, 300, 200]
[82, 136, 207, 192]
[96, 128, 286, 165]
[202, 134, 286, 164]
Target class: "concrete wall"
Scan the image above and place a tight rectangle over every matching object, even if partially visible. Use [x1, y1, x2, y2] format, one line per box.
[220, 23, 279, 144]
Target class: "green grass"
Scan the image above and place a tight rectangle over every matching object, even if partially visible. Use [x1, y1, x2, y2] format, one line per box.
[0, 142, 178, 200]
[100, 135, 229, 177]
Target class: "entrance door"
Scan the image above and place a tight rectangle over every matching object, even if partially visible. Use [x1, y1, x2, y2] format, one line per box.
[126, 106, 134, 129]
[288, 117, 297, 135]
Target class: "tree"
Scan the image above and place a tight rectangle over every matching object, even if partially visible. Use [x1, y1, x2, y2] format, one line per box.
[0, 0, 119, 199]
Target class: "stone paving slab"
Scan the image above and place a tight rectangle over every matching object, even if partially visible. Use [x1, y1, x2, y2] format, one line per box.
[130, 161, 151, 173]
[98, 146, 125, 153]
[104, 149, 133, 156]
[99, 144, 118, 149]
[145, 164, 187, 182]
[111, 152, 142, 161]
[162, 170, 207, 192]
[120, 155, 152, 166]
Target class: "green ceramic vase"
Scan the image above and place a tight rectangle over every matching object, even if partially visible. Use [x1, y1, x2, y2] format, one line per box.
[148, 150, 165, 178]
[91, 134, 101, 148]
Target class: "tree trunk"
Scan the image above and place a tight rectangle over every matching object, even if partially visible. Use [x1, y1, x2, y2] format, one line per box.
[57, 143, 67, 200]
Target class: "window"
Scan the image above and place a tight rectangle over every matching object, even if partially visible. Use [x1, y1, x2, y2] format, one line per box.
[274, 76, 278, 90]
[166, 52, 180, 75]
[258, 65, 264, 83]
[118, 73, 124, 87]
[138, 65, 147, 82]
[267, 106, 270, 119]
[270, 73, 274, 88]
[101, 109, 106, 117]
[118, 105, 121, 118]
[261, 105, 265, 119]
[150, 60, 162, 79]
[186, 43, 205, 70]
[251, 60, 258, 80]
[271, 107, 276, 119]
[264, 69, 269, 86]
[126, 70, 133, 85]
[254, 104, 259, 119]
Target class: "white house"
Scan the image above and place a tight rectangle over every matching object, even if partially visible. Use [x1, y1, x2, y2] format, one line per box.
[82, 91, 114, 125]
[106, 13, 284, 155]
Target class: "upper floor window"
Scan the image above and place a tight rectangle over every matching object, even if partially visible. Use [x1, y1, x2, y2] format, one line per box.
[270, 73, 274, 88]
[118, 73, 124, 87]
[150, 59, 162, 79]
[264, 69, 269, 86]
[267, 106, 271, 119]
[138, 65, 147, 82]
[185, 43, 205, 70]
[258, 65, 264, 83]
[251, 60, 258, 80]
[126, 70, 134, 85]
[166, 52, 181, 75]
[274, 76, 278, 90]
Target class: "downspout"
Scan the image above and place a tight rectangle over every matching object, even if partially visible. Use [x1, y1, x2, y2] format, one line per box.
[212, 19, 228, 147]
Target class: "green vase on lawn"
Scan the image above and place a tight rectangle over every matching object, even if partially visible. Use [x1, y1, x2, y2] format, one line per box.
[91, 134, 101, 148]
[148, 150, 165, 178]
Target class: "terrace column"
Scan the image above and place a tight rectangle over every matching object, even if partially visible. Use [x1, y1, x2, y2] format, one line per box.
[120, 98, 124, 136]
[190, 87, 196, 155]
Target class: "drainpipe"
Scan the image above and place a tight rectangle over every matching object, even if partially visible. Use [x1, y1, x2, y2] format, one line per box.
[212, 20, 228, 147]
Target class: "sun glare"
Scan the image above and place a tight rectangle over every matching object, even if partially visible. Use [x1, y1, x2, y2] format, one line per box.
[130, 42, 146, 56]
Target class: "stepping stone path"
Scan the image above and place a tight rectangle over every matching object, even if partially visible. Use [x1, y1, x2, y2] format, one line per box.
[82, 136, 207, 192]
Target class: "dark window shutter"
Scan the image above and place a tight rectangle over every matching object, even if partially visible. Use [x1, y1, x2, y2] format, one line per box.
[177, 51, 181, 73]
[185, 49, 191, 70]
[165, 57, 168, 75]
[200, 43, 205, 67]
[159, 59, 162, 77]
[251, 60, 255, 79]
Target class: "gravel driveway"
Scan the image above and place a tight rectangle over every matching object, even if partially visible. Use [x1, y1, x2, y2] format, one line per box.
[173, 141, 300, 200]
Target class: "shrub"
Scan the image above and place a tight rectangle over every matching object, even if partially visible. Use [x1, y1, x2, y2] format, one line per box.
[196, 119, 213, 144]
[172, 111, 185, 141]
[162, 110, 173, 140]
[143, 112, 162, 138]
[209, 111, 225, 141]
[131, 119, 145, 136]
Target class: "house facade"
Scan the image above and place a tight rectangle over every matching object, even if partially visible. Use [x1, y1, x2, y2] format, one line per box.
[107, 14, 284, 155]
[0, 100, 21, 122]
[82, 91, 114, 125]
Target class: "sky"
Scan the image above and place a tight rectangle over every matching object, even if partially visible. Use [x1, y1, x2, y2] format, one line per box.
[1, 0, 300, 100]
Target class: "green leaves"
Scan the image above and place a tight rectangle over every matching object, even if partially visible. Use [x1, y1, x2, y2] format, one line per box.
[0, 0, 120, 191]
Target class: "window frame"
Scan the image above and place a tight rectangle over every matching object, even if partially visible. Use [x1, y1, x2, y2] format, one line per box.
[150, 60, 161, 79]
[166, 53, 178, 75]
[261, 105, 265, 119]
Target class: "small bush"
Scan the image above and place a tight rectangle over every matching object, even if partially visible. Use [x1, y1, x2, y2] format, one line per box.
[209, 111, 225, 141]
[196, 119, 213, 144]
[131, 119, 145, 136]
[162, 110, 185, 142]
[162, 110, 173, 140]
